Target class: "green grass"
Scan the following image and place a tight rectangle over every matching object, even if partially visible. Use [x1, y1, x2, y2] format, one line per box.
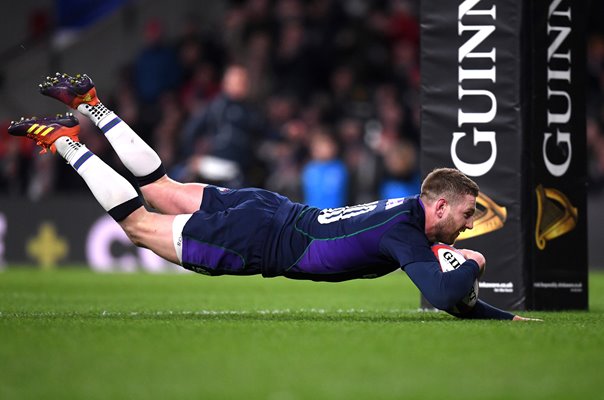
[1, 269, 603, 400]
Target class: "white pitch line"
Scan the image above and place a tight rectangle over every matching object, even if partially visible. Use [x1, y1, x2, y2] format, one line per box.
[0, 308, 422, 318]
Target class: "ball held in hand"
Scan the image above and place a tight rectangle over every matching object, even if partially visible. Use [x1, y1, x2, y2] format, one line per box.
[431, 243, 479, 312]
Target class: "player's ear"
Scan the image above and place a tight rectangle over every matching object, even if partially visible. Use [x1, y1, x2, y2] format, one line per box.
[435, 198, 447, 218]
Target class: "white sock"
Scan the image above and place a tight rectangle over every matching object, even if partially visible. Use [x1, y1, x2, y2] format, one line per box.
[77, 102, 164, 185]
[55, 136, 142, 221]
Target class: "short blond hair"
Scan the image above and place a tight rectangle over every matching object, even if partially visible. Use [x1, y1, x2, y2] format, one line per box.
[420, 168, 479, 203]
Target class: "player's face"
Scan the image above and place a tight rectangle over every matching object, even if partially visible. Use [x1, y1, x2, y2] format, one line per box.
[436, 194, 476, 244]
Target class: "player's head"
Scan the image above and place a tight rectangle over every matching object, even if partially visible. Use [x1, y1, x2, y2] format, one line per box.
[420, 168, 479, 203]
[420, 168, 479, 244]
[222, 64, 249, 101]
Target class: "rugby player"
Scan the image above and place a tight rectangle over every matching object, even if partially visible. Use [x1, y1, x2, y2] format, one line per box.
[8, 73, 537, 321]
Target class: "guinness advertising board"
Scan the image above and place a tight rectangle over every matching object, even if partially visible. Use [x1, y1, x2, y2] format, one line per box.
[528, 0, 587, 309]
[420, 0, 587, 310]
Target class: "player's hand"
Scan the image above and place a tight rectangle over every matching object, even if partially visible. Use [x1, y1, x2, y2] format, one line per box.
[513, 315, 544, 322]
[457, 248, 486, 277]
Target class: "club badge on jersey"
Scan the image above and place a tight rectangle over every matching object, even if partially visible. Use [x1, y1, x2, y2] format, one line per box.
[431, 243, 479, 313]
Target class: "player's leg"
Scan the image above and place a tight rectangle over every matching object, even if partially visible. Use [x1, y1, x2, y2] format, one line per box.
[8, 115, 182, 264]
[39, 73, 204, 214]
[120, 207, 180, 264]
[136, 174, 205, 215]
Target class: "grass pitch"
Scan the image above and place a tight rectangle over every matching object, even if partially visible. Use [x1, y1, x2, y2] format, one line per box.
[1, 269, 603, 400]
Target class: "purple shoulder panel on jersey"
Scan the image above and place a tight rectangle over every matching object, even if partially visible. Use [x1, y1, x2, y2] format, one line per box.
[292, 212, 411, 274]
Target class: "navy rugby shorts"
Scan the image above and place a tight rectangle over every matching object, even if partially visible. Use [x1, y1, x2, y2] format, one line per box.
[180, 186, 285, 276]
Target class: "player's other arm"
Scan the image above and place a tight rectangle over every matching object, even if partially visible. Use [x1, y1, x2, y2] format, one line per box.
[448, 299, 514, 320]
[405, 256, 540, 321]
[448, 250, 541, 321]
[404, 259, 481, 312]
[405, 261, 522, 320]
[448, 299, 542, 321]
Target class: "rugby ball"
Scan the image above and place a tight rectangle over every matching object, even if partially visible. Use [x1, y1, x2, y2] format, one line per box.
[431, 243, 479, 313]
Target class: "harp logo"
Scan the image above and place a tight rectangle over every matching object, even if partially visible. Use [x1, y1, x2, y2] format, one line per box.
[535, 185, 577, 250]
[456, 191, 507, 241]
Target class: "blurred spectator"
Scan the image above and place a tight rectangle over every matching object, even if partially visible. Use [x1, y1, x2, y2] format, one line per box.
[180, 62, 221, 114]
[243, 30, 272, 102]
[337, 117, 379, 204]
[587, 117, 604, 192]
[271, 19, 312, 100]
[587, 33, 604, 192]
[134, 19, 182, 104]
[264, 92, 299, 139]
[387, 0, 420, 45]
[261, 136, 303, 202]
[28, 9, 52, 39]
[379, 139, 421, 199]
[178, 36, 203, 83]
[153, 91, 185, 171]
[243, 0, 275, 36]
[0, 122, 35, 195]
[27, 152, 55, 200]
[327, 64, 358, 119]
[177, 64, 263, 187]
[222, 3, 248, 62]
[275, 0, 305, 21]
[259, 96, 305, 200]
[301, 128, 348, 208]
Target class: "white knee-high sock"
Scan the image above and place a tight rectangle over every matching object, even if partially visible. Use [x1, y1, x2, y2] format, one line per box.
[76, 102, 165, 186]
[54, 136, 143, 221]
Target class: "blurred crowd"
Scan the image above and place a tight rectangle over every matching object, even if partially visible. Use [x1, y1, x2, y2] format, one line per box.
[2, 0, 604, 207]
[587, 31, 604, 193]
[1, 0, 422, 208]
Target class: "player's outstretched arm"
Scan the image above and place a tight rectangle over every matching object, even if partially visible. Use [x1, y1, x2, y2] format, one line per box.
[448, 299, 543, 321]
[448, 299, 514, 320]
[403, 260, 539, 321]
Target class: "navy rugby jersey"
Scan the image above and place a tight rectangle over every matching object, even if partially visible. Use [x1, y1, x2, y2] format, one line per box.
[264, 196, 438, 281]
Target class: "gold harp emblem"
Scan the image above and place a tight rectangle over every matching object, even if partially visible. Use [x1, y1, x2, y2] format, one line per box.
[456, 192, 507, 241]
[535, 185, 577, 250]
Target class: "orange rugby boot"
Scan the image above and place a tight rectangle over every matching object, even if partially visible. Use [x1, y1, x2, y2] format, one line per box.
[39, 72, 100, 109]
[8, 113, 80, 154]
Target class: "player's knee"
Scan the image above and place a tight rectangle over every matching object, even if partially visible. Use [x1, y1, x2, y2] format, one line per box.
[122, 225, 143, 247]
[120, 217, 148, 248]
